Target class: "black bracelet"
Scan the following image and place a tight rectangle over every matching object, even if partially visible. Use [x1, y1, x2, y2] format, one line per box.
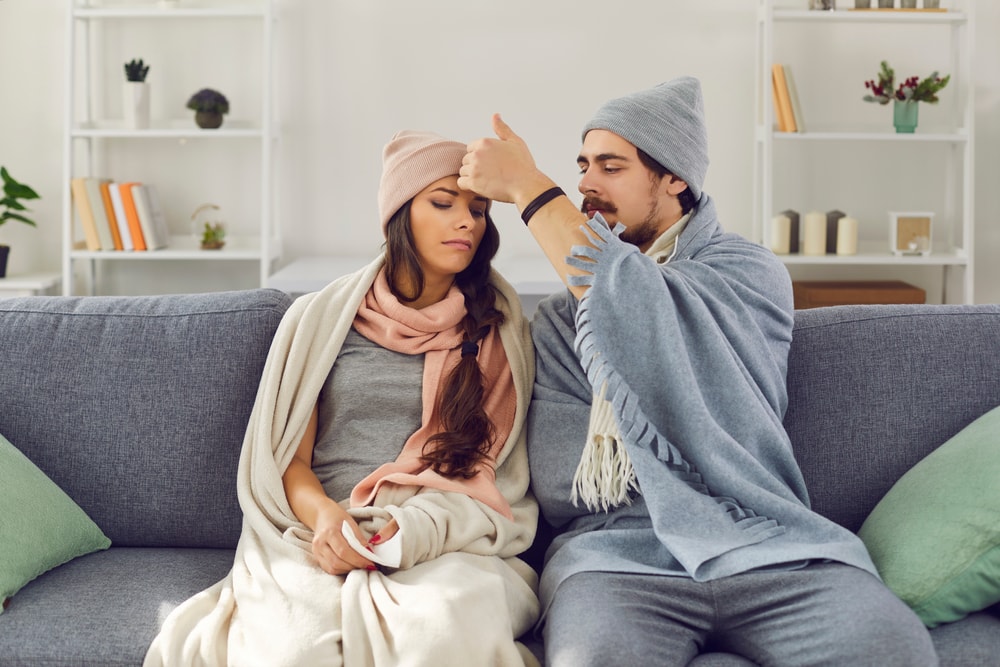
[520, 187, 565, 226]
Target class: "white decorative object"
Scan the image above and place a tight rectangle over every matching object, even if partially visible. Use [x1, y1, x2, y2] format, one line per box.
[122, 81, 149, 130]
[769, 214, 791, 255]
[802, 211, 827, 256]
[890, 211, 933, 256]
[836, 216, 859, 255]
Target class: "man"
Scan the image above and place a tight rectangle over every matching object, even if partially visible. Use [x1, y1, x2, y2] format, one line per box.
[459, 77, 936, 666]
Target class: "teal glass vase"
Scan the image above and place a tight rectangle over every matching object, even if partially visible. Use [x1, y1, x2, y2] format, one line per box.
[893, 100, 919, 134]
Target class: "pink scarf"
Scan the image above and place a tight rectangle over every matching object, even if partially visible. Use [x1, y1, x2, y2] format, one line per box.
[349, 269, 516, 518]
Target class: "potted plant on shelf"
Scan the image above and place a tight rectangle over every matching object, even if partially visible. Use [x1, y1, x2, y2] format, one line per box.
[191, 203, 226, 249]
[186, 88, 229, 129]
[199, 222, 226, 250]
[0, 166, 40, 278]
[123, 58, 150, 129]
[863, 61, 950, 133]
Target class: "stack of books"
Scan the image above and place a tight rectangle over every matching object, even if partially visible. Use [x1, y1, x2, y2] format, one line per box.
[69, 177, 170, 251]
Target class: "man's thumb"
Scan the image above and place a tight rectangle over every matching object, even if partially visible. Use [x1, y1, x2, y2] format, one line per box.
[492, 113, 522, 144]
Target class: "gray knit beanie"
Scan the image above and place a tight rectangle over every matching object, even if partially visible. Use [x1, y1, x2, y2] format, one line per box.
[378, 130, 468, 236]
[582, 76, 709, 200]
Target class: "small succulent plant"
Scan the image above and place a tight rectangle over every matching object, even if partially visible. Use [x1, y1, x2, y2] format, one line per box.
[200, 222, 226, 250]
[124, 58, 149, 82]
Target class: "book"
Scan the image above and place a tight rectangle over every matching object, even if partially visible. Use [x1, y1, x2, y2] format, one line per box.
[771, 67, 791, 132]
[142, 184, 171, 250]
[108, 183, 134, 251]
[784, 66, 806, 133]
[98, 181, 124, 250]
[69, 177, 102, 251]
[771, 63, 797, 133]
[131, 184, 167, 250]
[83, 178, 116, 251]
[119, 182, 147, 251]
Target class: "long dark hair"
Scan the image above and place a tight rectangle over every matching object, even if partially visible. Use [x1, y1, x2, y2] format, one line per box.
[384, 201, 505, 479]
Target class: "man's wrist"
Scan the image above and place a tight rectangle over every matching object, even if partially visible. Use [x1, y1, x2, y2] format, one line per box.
[521, 187, 566, 226]
[515, 176, 563, 220]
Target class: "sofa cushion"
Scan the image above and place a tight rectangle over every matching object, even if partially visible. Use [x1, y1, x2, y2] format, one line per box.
[858, 404, 1000, 628]
[0, 546, 234, 667]
[928, 607, 1000, 665]
[0, 431, 111, 612]
[785, 304, 1000, 532]
[0, 289, 292, 548]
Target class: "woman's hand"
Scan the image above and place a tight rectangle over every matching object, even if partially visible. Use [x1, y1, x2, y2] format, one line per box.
[367, 517, 400, 549]
[310, 502, 377, 576]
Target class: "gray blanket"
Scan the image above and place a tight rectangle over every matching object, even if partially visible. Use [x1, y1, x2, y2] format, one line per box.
[528, 195, 878, 613]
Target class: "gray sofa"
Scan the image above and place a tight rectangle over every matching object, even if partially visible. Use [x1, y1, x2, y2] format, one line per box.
[0, 289, 998, 666]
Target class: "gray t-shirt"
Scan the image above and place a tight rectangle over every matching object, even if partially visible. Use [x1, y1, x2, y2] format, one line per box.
[312, 327, 424, 502]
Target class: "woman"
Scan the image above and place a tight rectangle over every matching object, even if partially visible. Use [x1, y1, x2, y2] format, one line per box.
[145, 131, 539, 667]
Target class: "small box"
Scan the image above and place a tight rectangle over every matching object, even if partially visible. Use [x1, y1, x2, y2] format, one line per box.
[890, 211, 933, 256]
[792, 280, 926, 310]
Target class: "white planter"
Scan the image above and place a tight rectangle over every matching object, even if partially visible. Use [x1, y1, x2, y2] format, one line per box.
[123, 81, 150, 130]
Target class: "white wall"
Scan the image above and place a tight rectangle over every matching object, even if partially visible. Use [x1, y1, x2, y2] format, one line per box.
[1, 0, 997, 302]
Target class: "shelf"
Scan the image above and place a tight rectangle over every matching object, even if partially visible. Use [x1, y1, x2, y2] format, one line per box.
[69, 235, 279, 261]
[770, 8, 966, 24]
[762, 127, 969, 143]
[71, 119, 265, 139]
[0, 272, 63, 297]
[72, 4, 267, 19]
[64, 0, 277, 295]
[755, 0, 974, 304]
[776, 247, 968, 267]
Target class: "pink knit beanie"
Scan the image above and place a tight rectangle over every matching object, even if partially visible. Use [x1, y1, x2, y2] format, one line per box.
[378, 130, 468, 236]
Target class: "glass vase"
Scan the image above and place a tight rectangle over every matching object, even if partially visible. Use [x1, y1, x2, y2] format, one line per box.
[893, 100, 919, 134]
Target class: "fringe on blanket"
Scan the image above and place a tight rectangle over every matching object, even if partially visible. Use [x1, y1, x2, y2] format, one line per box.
[570, 382, 639, 513]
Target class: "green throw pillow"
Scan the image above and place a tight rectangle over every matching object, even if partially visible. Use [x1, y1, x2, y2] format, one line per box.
[0, 432, 111, 612]
[859, 404, 1000, 628]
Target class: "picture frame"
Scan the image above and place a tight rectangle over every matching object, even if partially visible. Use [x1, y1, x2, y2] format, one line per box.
[889, 211, 933, 256]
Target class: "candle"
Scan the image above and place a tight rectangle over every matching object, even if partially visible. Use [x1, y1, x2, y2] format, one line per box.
[802, 211, 827, 256]
[770, 215, 791, 255]
[826, 210, 845, 254]
[781, 209, 800, 253]
[837, 216, 859, 255]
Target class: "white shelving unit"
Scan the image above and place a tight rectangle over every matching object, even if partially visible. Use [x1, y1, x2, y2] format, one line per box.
[62, 0, 278, 295]
[753, 0, 974, 304]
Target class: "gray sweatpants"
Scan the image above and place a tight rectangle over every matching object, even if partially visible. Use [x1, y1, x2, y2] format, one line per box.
[542, 562, 937, 667]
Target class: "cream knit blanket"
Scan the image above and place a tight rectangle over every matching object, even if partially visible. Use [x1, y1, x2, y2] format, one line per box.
[144, 255, 540, 667]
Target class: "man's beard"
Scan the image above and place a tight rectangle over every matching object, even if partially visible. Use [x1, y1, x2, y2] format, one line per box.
[581, 194, 662, 249]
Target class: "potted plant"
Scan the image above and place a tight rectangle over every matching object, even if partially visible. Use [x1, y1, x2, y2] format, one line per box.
[863, 61, 950, 133]
[191, 203, 226, 249]
[199, 222, 226, 250]
[186, 88, 229, 129]
[0, 166, 40, 277]
[123, 58, 151, 129]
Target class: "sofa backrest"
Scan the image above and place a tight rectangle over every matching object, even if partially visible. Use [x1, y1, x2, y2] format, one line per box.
[0, 289, 292, 548]
[785, 303, 1000, 533]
